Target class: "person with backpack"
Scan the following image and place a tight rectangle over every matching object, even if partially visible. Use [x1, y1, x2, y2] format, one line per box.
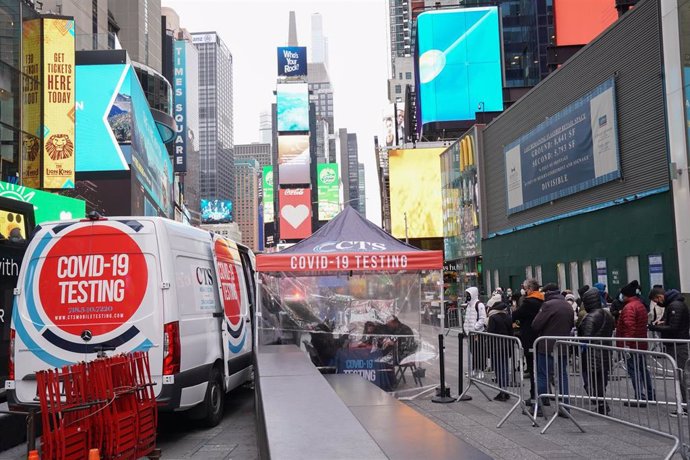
[487, 300, 513, 401]
[463, 286, 487, 378]
[511, 278, 544, 406]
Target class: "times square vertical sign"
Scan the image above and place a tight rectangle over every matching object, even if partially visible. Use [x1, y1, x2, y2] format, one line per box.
[173, 40, 187, 172]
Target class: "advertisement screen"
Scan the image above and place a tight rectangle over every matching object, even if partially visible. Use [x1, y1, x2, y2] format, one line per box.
[21, 19, 41, 189]
[201, 199, 233, 223]
[278, 135, 310, 185]
[129, 66, 174, 218]
[0, 181, 85, 224]
[279, 188, 312, 240]
[76, 64, 131, 172]
[417, 7, 503, 124]
[554, 0, 617, 46]
[42, 18, 76, 189]
[317, 163, 339, 221]
[173, 40, 188, 172]
[276, 83, 309, 132]
[263, 166, 274, 223]
[504, 78, 620, 214]
[389, 148, 445, 239]
[277, 46, 307, 77]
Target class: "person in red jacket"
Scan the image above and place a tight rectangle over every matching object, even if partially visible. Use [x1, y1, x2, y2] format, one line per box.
[617, 280, 655, 406]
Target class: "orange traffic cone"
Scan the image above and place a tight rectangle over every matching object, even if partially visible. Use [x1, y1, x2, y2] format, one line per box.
[88, 449, 100, 460]
[27, 450, 39, 460]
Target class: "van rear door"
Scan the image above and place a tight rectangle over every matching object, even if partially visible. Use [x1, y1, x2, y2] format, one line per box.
[211, 236, 251, 383]
[11, 219, 164, 403]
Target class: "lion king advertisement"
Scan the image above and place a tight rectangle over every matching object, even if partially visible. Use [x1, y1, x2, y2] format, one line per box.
[21, 19, 42, 189]
[42, 18, 75, 189]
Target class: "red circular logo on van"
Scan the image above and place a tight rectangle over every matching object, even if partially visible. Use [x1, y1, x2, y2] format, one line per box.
[214, 239, 242, 326]
[38, 225, 148, 336]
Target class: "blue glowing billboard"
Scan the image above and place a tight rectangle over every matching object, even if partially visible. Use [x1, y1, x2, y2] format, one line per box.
[276, 83, 309, 132]
[417, 7, 503, 124]
[75, 64, 131, 171]
[277, 46, 307, 77]
[201, 199, 233, 223]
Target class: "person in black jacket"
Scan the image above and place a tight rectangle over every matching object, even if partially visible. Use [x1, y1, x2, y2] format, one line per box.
[577, 287, 615, 415]
[649, 289, 690, 415]
[487, 300, 513, 401]
[512, 278, 544, 406]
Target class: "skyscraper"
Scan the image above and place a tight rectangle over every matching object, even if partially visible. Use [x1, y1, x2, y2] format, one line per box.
[259, 110, 272, 145]
[310, 13, 328, 67]
[308, 63, 335, 164]
[358, 163, 366, 217]
[339, 129, 359, 210]
[235, 159, 260, 251]
[193, 32, 235, 205]
[109, 0, 163, 73]
[235, 143, 272, 168]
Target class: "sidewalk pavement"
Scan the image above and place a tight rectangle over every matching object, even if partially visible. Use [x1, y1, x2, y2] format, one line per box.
[405, 327, 679, 460]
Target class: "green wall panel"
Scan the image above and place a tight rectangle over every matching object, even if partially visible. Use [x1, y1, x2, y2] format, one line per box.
[482, 192, 678, 296]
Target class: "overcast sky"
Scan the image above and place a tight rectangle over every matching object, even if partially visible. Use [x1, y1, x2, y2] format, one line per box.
[163, 0, 390, 225]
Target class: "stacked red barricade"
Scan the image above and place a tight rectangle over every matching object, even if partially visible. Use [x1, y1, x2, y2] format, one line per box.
[35, 352, 157, 460]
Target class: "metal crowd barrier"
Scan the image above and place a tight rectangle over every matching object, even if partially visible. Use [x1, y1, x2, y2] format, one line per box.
[459, 331, 535, 427]
[531, 336, 690, 460]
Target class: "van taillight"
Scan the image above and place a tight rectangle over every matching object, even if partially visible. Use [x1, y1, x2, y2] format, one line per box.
[8, 328, 15, 380]
[163, 321, 180, 375]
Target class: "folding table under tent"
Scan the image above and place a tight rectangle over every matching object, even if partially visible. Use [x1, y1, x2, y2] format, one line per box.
[256, 206, 445, 397]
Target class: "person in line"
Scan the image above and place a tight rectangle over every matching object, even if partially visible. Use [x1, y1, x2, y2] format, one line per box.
[578, 287, 615, 415]
[487, 300, 513, 401]
[512, 278, 544, 406]
[463, 287, 487, 378]
[617, 280, 656, 406]
[576, 285, 590, 328]
[532, 283, 575, 417]
[383, 316, 417, 361]
[647, 286, 665, 328]
[594, 283, 609, 307]
[648, 288, 689, 416]
[565, 293, 578, 328]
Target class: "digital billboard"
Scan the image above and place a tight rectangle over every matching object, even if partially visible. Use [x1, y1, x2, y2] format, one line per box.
[0, 181, 85, 224]
[504, 78, 620, 214]
[317, 163, 339, 221]
[173, 40, 188, 172]
[201, 199, 233, 223]
[417, 7, 503, 124]
[389, 148, 445, 239]
[277, 46, 307, 77]
[42, 18, 76, 190]
[75, 63, 131, 171]
[21, 19, 42, 189]
[278, 135, 310, 185]
[554, 0, 617, 46]
[263, 166, 274, 223]
[276, 83, 309, 132]
[129, 66, 174, 217]
[279, 188, 312, 240]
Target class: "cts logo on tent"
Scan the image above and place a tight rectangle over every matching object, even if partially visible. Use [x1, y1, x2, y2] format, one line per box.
[313, 241, 387, 253]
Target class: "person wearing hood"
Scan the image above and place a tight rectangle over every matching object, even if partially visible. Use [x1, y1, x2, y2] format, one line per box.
[648, 288, 689, 415]
[577, 287, 615, 415]
[532, 283, 575, 416]
[463, 287, 487, 377]
[512, 278, 544, 406]
[565, 293, 578, 325]
[618, 280, 655, 406]
[594, 283, 608, 306]
[487, 300, 513, 401]
[576, 285, 590, 327]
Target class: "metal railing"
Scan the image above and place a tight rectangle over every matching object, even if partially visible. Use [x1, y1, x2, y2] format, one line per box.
[459, 331, 535, 427]
[530, 336, 690, 459]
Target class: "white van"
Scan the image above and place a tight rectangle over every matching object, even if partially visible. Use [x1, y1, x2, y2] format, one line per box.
[6, 216, 255, 426]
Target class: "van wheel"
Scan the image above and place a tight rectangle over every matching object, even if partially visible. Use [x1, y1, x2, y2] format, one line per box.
[201, 368, 224, 427]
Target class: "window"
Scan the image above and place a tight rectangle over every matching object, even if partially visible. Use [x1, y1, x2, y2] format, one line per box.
[626, 256, 640, 284]
[582, 260, 593, 287]
[395, 85, 402, 94]
[557, 263, 567, 291]
[405, 72, 412, 80]
[569, 262, 579, 294]
[535, 266, 543, 285]
[493, 270, 499, 292]
[525, 266, 533, 281]
[486, 269, 491, 294]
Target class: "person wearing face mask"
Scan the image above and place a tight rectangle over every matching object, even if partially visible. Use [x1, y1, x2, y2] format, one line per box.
[617, 280, 655, 406]
[463, 286, 487, 377]
[511, 278, 544, 406]
[647, 286, 665, 328]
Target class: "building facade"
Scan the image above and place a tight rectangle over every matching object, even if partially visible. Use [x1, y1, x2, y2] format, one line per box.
[235, 142, 272, 168]
[357, 163, 366, 217]
[307, 62, 335, 163]
[478, 0, 682, 296]
[193, 32, 235, 205]
[338, 129, 360, 210]
[259, 110, 272, 145]
[235, 159, 260, 251]
[108, 0, 163, 73]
